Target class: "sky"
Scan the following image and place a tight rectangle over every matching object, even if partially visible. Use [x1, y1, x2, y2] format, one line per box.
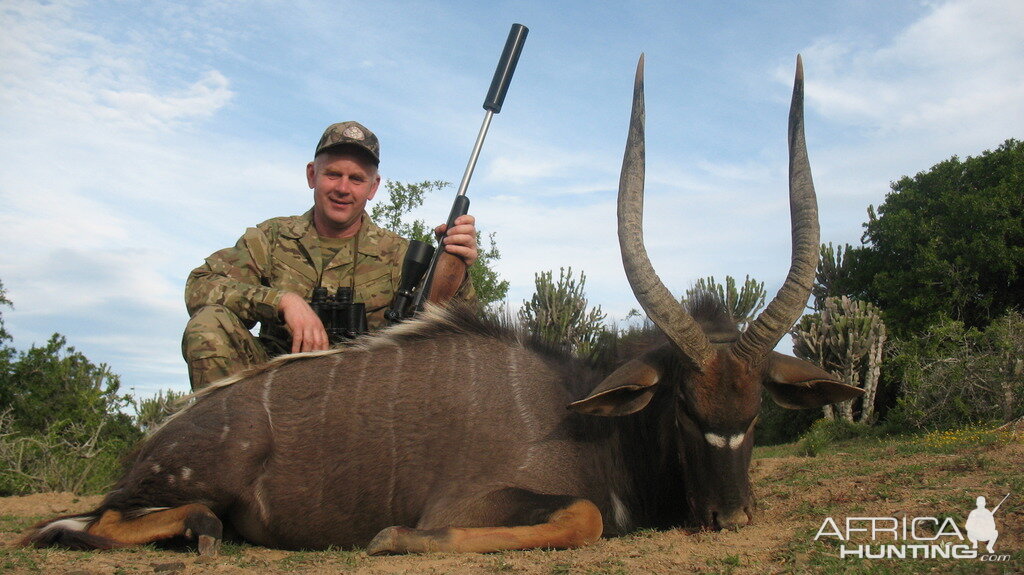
[1, 0, 1022, 398]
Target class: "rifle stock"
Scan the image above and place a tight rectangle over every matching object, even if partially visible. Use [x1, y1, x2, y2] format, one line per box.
[426, 250, 467, 304]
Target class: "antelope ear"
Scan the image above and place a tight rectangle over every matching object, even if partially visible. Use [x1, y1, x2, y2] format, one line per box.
[762, 352, 863, 409]
[569, 348, 666, 416]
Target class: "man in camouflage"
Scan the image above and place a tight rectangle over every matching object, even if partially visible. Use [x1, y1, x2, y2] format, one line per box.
[183, 121, 478, 390]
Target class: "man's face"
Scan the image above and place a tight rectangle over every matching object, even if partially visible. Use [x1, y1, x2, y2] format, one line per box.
[307, 150, 381, 237]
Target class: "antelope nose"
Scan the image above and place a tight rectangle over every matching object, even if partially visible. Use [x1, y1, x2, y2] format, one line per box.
[714, 508, 751, 531]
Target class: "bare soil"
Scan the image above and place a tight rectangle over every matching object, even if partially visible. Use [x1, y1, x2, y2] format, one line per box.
[2, 432, 1022, 574]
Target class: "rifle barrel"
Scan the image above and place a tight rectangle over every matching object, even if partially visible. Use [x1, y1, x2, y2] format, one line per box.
[412, 23, 528, 311]
[993, 492, 1010, 514]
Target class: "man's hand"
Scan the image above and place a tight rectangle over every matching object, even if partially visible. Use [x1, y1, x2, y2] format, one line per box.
[434, 214, 478, 267]
[278, 292, 330, 353]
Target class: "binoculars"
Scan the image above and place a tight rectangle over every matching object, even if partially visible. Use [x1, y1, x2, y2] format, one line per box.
[308, 239, 436, 344]
[309, 286, 368, 343]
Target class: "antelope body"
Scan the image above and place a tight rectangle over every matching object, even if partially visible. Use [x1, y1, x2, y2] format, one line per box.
[21, 56, 860, 554]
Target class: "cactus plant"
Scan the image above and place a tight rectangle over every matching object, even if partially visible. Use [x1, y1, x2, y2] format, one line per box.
[520, 267, 608, 359]
[792, 296, 886, 423]
[684, 275, 766, 331]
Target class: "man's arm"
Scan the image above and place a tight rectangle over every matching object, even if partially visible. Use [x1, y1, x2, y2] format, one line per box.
[431, 214, 479, 305]
[185, 226, 330, 352]
[185, 227, 284, 325]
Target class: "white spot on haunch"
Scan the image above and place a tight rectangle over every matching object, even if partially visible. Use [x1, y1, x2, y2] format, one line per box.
[181, 467, 193, 481]
[219, 424, 230, 441]
[151, 463, 162, 474]
[167, 474, 176, 485]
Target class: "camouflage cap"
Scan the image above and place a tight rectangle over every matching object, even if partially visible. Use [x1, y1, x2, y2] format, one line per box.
[315, 121, 380, 164]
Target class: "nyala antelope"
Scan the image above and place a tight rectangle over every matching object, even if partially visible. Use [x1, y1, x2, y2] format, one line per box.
[21, 55, 859, 554]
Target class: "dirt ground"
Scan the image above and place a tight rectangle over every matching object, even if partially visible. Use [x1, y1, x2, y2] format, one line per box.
[2, 430, 1022, 574]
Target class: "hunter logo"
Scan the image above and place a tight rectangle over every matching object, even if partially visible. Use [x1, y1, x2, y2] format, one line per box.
[814, 493, 1011, 562]
[966, 494, 1007, 553]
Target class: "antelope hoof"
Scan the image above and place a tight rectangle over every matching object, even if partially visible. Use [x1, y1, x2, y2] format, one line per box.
[198, 534, 221, 556]
[184, 508, 223, 556]
[366, 526, 403, 555]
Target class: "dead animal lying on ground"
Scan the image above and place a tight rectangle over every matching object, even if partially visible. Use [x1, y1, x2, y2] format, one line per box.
[20, 55, 860, 555]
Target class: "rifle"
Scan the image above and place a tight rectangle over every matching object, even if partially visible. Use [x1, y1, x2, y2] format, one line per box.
[992, 493, 1010, 514]
[404, 23, 528, 314]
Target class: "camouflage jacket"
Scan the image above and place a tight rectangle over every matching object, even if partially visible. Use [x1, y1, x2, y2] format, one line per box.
[185, 210, 475, 348]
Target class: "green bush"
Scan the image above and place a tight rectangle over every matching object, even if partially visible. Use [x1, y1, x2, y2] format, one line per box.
[520, 267, 608, 359]
[886, 311, 1024, 431]
[796, 417, 873, 457]
[0, 409, 132, 495]
[755, 392, 823, 446]
[134, 388, 189, 434]
[0, 279, 141, 495]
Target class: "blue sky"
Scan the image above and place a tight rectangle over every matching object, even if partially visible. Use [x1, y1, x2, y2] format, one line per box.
[1, 0, 1021, 398]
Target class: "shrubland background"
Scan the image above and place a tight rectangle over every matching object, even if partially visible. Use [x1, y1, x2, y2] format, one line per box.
[0, 139, 1021, 497]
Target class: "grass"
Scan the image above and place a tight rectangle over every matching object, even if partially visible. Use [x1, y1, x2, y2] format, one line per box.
[765, 424, 1024, 574]
[0, 514, 36, 532]
[1, 546, 40, 573]
[489, 554, 517, 572]
[705, 553, 743, 574]
[1, 424, 1020, 574]
[272, 547, 363, 570]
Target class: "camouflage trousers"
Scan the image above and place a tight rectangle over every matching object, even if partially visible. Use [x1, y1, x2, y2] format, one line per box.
[182, 305, 288, 390]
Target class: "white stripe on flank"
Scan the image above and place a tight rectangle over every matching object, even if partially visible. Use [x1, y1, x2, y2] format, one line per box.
[387, 345, 402, 519]
[262, 369, 276, 430]
[316, 353, 344, 510]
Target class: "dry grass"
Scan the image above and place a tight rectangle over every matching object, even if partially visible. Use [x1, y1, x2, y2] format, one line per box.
[1, 428, 1021, 574]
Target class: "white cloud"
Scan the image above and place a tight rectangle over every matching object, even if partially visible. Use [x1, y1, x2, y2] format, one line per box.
[0, 0, 263, 394]
[784, 0, 1024, 254]
[1, 0, 1020, 398]
[799, 0, 1024, 139]
[97, 70, 233, 129]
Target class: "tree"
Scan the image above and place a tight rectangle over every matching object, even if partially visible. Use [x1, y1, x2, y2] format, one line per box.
[851, 139, 1024, 337]
[519, 267, 608, 358]
[370, 179, 509, 307]
[0, 280, 137, 442]
[683, 275, 766, 330]
[0, 280, 14, 380]
[1, 334, 137, 443]
[369, 179, 444, 244]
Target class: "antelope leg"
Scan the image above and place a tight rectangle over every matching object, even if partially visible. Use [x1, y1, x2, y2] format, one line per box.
[366, 490, 603, 554]
[87, 503, 223, 555]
